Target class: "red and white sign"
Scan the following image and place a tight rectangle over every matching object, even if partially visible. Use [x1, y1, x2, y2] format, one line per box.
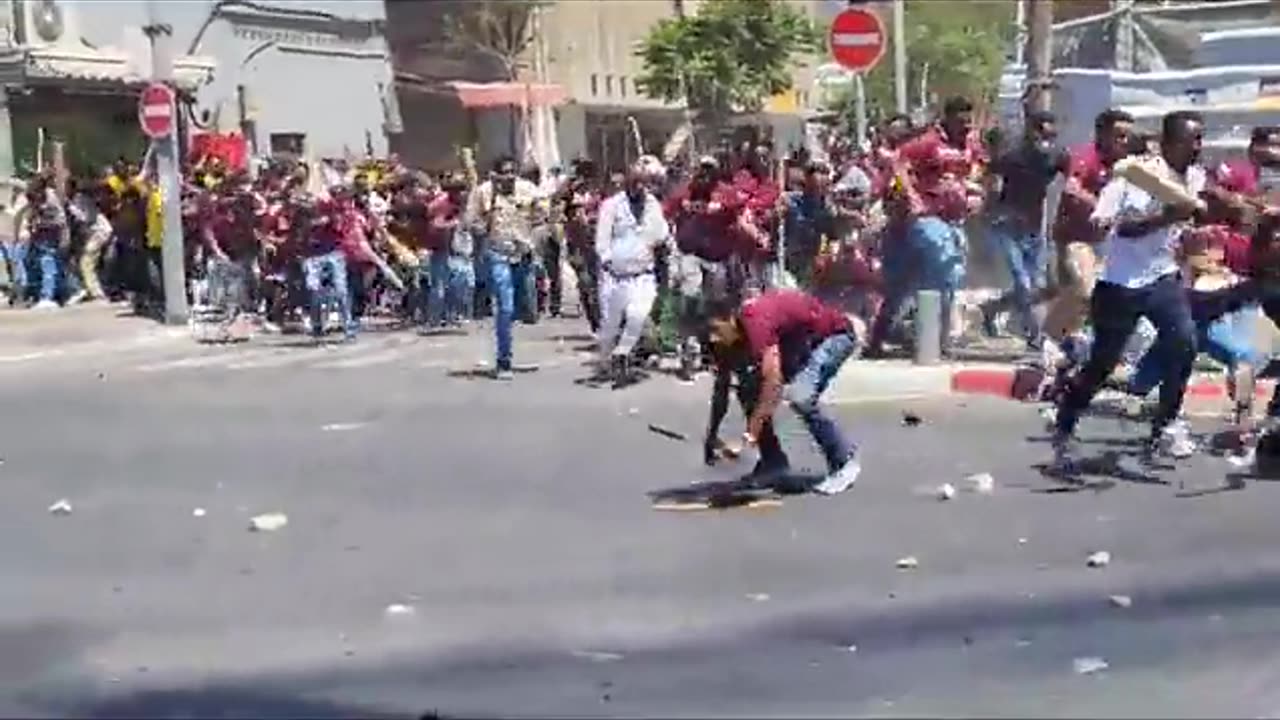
[138, 82, 175, 139]
[828, 8, 886, 72]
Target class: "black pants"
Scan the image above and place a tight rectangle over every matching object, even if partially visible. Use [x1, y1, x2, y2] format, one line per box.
[1056, 273, 1196, 438]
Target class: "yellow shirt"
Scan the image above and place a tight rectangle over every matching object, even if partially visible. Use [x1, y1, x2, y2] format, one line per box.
[146, 186, 164, 249]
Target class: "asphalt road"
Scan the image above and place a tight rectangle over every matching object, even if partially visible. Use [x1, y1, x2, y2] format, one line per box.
[2, 319, 1279, 718]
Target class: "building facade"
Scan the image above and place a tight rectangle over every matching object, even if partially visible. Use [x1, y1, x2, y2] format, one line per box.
[20, 0, 400, 170]
[388, 0, 822, 173]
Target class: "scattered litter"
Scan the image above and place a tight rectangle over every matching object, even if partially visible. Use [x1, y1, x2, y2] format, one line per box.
[192, 508, 206, 518]
[96, 372, 106, 380]
[1018, 537, 1028, 545]
[0, 457, 5, 466]
[896, 556, 919, 570]
[1086, 550, 1111, 568]
[344, 649, 356, 657]
[107, 676, 121, 684]
[746, 592, 771, 602]
[321, 422, 366, 432]
[901, 412, 923, 427]
[843, 644, 858, 653]
[627, 407, 640, 416]
[648, 424, 688, 442]
[1109, 594, 1132, 609]
[384, 603, 415, 616]
[965, 472, 995, 494]
[248, 512, 288, 532]
[936, 483, 956, 501]
[571, 650, 624, 663]
[48, 499, 72, 516]
[135, 665, 149, 674]
[1073, 656, 1109, 675]
[1015, 638, 1032, 648]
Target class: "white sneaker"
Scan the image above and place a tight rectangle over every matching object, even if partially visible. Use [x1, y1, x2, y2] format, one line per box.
[1159, 424, 1196, 459]
[813, 454, 861, 496]
[32, 299, 58, 310]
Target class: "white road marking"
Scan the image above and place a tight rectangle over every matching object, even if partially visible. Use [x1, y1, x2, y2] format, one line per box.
[313, 346, 415, 369]
[0, 350, 63, 364]
[321, 422, 366, 432]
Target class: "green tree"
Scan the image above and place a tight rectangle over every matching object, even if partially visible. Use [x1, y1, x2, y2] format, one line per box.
[827, 0, 1015, 128]
[635, 0, 822, 145]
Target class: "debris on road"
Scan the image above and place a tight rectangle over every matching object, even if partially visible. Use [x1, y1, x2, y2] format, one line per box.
[48, 499, 72, 516]
[965, 472, 995, 495]
[746, 592, 771, 602]
[936, 483, 956, 501]
[248, 512, 288, 532]
[896, 556, 919, 570]
[192, 508, 207, 518]
[1086, 550, 1111, 568]
[571, 650, 624, 663]
[648, 424, 688, 442]
[1018, 537, 1028, 545]
[843, 644, 858, 653]
[901, 412, 923, 427]
[627, 407, 640, 416]
[384, 603, 415, 616]
[1109, 594, 1133, 609]
[1073, 656, 1109, 675]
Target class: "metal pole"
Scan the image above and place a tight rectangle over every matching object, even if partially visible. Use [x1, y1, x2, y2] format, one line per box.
[914, 289, 941, 366]
[1114, 0, 1135, 72]
[853, 72, 867, 150]
[892, 0, 908, 115]
[1014, 0, 1027, 67]
[1024, 0, 1054, 115]
[145, 0, 189, 325]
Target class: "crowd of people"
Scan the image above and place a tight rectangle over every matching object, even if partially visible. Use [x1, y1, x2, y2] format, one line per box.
[3, 95, 1280, 487]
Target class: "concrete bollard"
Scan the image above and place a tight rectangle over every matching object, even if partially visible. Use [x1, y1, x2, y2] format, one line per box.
[915, 289, 942, 366]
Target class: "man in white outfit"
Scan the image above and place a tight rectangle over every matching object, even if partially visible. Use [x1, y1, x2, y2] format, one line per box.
[595, 156, 672, 387]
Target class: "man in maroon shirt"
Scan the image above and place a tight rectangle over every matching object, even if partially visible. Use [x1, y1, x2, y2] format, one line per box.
[865, 97, 986, 358]
[1042, 109, 1134, 359]
[730, 142, 783, 292]
[705, 289, 861, 495]
[668, 153, 745, 378]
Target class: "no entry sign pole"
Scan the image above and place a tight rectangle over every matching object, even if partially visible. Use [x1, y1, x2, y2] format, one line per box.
[142, 0, 188, 324]
[829, 6, 886, 148]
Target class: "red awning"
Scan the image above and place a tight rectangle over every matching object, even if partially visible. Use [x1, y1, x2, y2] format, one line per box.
[445, 81, 567, 108]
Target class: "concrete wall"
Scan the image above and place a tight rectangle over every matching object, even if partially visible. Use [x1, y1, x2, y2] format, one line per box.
[73, 0, 396, 159]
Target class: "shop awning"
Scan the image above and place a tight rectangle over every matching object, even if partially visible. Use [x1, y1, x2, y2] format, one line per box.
[445, 81, 567, 108]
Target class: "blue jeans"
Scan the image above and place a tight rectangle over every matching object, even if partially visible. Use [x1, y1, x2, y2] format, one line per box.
[989, 219, 1046, 342]
[486, 250, 529, 370]
[907, 216, 966, 349]
[423, 251, 477, 325]
[2, 241, 27, 300]
[449, 255, 476, 320]
[1130, 305, 1262, 396]
[29, 240, 61, 303]
[785, 332, 858, 472]
[302, 251, 354, 337]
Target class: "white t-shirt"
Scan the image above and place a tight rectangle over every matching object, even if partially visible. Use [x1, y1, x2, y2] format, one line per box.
[1092, 158, 1207, 289]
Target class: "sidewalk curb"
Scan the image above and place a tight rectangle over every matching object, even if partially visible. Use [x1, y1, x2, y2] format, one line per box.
[951, 367, 1276, 401]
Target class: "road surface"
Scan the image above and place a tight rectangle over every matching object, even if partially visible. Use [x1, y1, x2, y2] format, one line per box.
[0, 319, 1277, 718]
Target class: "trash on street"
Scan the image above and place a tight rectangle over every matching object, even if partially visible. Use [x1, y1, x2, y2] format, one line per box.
[249, 512, 288, 532]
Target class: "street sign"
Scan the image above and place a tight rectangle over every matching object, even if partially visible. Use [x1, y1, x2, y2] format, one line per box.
[828, 7, 886, 72]
[138, 82, 175, 139]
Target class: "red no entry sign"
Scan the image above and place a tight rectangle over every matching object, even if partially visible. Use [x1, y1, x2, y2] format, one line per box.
[138, 82, 175, 139]
[829, 8, 886, 72]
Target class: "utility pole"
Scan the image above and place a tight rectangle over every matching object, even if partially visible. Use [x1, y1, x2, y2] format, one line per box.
[143, 0, 189, 325]
[892, 0, 907, 115]
[1024, 0, 1054, 115]
[1114, 0, 1135, 72]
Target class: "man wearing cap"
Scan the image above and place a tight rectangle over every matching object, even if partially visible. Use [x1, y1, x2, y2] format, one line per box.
[595, 157, 672, 386]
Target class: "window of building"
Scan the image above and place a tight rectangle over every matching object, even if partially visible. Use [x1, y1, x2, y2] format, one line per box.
[620, 76, 628, 98]
[605, 75, 614, 96]
[590, 74, 599, 96]
[269, 132, 306, 157]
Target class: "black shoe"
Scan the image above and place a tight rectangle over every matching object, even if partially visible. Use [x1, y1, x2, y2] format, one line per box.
[611, 355, 631, 389]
